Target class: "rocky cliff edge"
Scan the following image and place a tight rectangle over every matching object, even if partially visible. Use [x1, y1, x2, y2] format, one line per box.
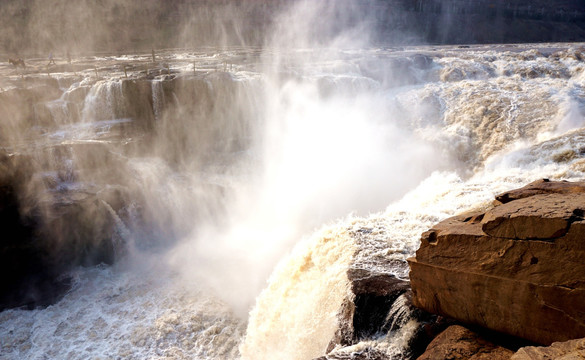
[408, 178, 585, 346]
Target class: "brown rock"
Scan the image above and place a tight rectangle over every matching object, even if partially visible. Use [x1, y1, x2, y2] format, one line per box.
[408, 180, 585, 345]
[63, 86, 90, 104]
[511, 337, 585, 359]
[348, 267, 410, 297]
[417, 325, 514, 360]
[481, 193, 585, 239]
[495, 178, 585, 204]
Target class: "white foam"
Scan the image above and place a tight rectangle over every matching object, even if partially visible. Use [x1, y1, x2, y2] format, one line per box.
[0, 259, 244, 360]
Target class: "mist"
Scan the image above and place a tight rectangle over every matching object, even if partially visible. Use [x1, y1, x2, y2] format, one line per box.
[0, 0, 454, 315]
[1, 0, 583, 322]
[3, 0, 584, 60]
[159, 0, 448, 317]
[5, 0, 576, 316]
[0, 0, 283, 57]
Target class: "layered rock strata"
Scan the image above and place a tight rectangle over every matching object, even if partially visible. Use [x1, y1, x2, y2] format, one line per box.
[408, 179, 585, 345]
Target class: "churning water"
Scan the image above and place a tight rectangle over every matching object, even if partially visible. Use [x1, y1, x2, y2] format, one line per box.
[1, 41, 585, 359]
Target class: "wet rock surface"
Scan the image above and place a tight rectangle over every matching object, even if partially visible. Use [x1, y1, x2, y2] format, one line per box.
[317, 225, 447, 360]
[408, 179, 585, 345]
[314, 347, 391, 360]
[326, 237, 412, 353]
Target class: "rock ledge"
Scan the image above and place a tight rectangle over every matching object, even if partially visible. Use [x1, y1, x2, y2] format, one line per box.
[408, 179, 585, 345]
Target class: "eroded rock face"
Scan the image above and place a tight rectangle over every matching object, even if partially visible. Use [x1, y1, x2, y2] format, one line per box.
[0, 151, 132, 310]
[408, 179, 585, 345]
[0, 153, 67, 310]
[417, 325, 514, 360]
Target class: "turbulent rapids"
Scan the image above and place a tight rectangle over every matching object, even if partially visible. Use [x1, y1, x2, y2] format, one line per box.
[1, 41, 585, 359]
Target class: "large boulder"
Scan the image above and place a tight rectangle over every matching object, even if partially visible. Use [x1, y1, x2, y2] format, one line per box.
[416, 325, 514, 360]
[408, 179, 585, 345]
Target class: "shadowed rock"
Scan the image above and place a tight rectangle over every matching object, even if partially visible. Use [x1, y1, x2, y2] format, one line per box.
[417, 325, 514, 360]
[316, 225, 446, 360]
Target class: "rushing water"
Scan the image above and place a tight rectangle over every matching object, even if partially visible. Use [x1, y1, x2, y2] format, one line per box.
[1, 42, 585, 359]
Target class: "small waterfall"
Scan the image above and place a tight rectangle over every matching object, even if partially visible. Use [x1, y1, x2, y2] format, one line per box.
[99, 199, 132, 257]
[240, 226, 356, 360]
[384, 293, 413, 333]
[81, 80, 126, 122]
[151, 80, 165, 122]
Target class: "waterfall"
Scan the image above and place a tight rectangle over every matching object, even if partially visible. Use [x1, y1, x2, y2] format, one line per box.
[81, 80, 126, 123]
[2, 42, 585, 359]
[151, 80, 165, 122]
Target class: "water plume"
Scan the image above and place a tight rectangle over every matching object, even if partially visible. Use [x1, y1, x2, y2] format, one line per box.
[162, 0, 448, 320]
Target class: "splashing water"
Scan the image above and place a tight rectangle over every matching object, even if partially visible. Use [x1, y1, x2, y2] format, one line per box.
[2, 23, 585, 360]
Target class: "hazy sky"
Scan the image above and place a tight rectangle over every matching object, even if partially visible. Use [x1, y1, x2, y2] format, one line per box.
[2, 0, 584, 57]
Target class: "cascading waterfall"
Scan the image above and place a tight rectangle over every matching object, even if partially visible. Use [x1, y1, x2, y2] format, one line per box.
[81, 80, 126, 123]
[152, 80, 165, 122]
[1, 42, 585, 360]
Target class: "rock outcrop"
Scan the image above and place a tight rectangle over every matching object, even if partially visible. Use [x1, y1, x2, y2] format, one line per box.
[512, 337, 585, 359]
[416, 325, 514, 360]
[408, 179, 585, 345]
[0, 151, 131, 310]
[323, 227, 412, 358]
[315, 223, 454, 360]
[0, 152, 68, 310]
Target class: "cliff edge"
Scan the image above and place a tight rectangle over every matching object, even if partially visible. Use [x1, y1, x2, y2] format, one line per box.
[408, 178, 585, 346]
